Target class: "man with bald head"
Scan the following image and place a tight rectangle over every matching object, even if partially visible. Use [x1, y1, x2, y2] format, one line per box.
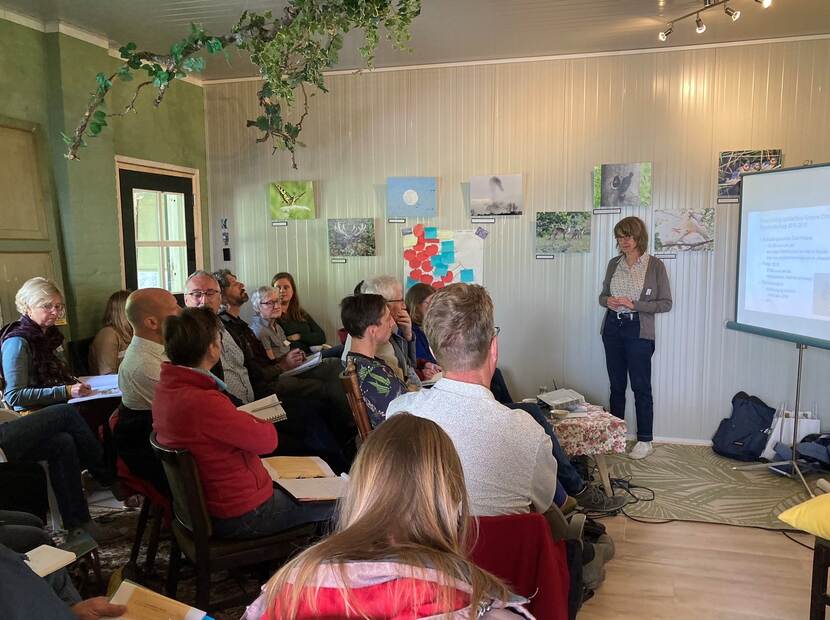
[115, 288, 181, 492]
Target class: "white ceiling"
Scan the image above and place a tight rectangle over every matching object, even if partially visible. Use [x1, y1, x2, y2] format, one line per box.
[4, 0, 830, 80]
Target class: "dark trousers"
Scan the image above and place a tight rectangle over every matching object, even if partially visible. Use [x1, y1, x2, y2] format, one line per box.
[602, 311, 655, 442]
[0, 510, 51, 553]
[276, 397, 349, 474]
[508, 402, 585, 496]
[0, 404, 109, 529]
[211, 490, 334, 539]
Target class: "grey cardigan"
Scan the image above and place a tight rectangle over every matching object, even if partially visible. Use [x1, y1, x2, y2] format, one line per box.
[599, 254, 672, 340]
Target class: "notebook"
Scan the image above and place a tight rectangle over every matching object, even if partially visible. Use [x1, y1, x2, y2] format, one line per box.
[280, 351, 323, 377]
[24, 545, 76, 577]
[262, 456, 347, 502]
[67, 374, 123, 404]
[238, 394, 287, 423]
[106, 580, 209, 619]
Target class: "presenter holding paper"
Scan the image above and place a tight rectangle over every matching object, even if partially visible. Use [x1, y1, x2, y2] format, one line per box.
[599, 217, 672, 460]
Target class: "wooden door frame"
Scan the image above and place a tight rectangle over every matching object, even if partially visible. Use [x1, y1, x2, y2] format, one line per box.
[114, 156, 204, 289]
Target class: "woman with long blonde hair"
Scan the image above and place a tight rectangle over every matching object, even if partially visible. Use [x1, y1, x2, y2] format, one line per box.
[89, 290, 133, 374]
[245, 413, 531, 619]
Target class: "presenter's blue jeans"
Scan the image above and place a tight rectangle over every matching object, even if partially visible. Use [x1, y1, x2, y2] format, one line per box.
[602, 311, 655, 442]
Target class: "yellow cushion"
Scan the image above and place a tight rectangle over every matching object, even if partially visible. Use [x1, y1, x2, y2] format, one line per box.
[778, 493, 830, 538]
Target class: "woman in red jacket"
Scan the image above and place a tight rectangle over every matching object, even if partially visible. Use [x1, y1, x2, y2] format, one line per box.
[152, 307, 332, 539]
[244, 414, 531, 619]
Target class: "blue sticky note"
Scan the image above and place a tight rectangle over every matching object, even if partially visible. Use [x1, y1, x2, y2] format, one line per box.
[434, 266, 448, 277]
[442, 252, 455, 264]
[406, 277, 419, 289]
[432, 255, 444, 268]
[441, 240, 455, 253]
[424, 226, 438, 239]
[460, 269, 475, 283]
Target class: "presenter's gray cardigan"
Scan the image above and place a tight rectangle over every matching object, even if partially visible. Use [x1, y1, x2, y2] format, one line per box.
[599, 255, 672, 340]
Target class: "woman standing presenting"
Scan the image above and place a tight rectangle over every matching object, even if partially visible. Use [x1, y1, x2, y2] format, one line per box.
[599, 216, 672, 460]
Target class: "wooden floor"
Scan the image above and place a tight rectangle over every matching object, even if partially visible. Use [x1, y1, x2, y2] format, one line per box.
[579, 516, 823, 619]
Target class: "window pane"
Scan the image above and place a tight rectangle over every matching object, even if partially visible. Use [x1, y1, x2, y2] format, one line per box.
[164, 246, 187, 293]
[136, 246, 162, 288]
[134, 190, 160, 241]
[163, 192, 186, 241]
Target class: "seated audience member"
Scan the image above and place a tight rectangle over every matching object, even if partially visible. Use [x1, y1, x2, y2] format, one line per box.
[0, 406, 115, 543]
[388, 284, 557, 516]
[0, 277, 91, 411]
[272, 272, 326, 354]
[406, 281, 514, 403]
[184, 271, 348, 470]
[153, 307, 332, 539]
[115, 288, 181, 494]
[404, 282, 442, 380]
[0, 510, 51, 553]
[342, 275, 421, 389]
[390, 284, 624, 513]
[0, 543, 127, 620]
[341, 294, 409, 428]
[245, 414, 527, 620]
[88, 290, 132, 375]
[249, 286, 299, 363]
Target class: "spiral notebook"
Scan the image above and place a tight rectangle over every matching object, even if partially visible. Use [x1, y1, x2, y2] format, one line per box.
[238, 394, 287, 423]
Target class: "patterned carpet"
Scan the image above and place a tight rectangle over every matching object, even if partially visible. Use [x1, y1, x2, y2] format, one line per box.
[605, 443, 817, 529]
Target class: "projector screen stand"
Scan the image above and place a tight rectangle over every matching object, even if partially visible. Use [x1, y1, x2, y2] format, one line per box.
[732, 342, 814, 498]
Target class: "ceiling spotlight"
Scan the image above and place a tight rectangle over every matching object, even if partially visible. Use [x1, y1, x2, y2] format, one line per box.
[695, 14, 706, 34]
[659, 25, 673, 41]
[755, 0, 772, 7]
[725, 6, 741, 21]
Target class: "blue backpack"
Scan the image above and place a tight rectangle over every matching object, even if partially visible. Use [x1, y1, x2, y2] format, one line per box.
[712, 391, 776, 461]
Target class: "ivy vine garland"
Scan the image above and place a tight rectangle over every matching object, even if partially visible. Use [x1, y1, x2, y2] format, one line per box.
[64, 0, 421, 168]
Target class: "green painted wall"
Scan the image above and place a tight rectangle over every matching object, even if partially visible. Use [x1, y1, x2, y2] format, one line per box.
[0, 18, 209, 339]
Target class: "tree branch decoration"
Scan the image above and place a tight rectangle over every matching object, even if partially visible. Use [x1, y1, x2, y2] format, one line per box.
[64, 0, 421, 168]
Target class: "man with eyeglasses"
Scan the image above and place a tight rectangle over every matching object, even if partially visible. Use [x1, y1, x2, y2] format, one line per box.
[341, 275, 421, 390]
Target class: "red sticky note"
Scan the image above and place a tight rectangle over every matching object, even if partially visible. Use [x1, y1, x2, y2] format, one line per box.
[433, 281, 445, 288]
[422, 260, 433, 272]
[413, 224, 425, 237]
[420, 274, 433, 284]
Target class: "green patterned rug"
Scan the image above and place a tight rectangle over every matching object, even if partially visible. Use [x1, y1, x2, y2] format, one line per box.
[605, 443, 817, 529]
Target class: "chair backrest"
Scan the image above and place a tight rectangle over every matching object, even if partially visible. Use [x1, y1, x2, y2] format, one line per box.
[339, 358, 372, 440]
[149, 432, 213, 544]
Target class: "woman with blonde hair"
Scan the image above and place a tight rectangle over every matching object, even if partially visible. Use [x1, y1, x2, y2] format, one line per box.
[245, 413, 531, 619]
[0, 277, 90, 409]
[89, 290, 133, 374]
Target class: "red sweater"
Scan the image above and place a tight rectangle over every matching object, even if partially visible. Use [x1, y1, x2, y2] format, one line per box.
[152, 363, 277, 519]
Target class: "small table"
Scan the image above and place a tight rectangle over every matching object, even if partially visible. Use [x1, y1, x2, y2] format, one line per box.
[547, 403, 627, 496]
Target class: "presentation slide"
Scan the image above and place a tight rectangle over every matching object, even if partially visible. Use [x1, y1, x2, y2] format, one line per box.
[736, 164, 830, 346]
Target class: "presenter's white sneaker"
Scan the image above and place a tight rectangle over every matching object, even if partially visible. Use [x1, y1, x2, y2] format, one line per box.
[628, 441, 654, 460]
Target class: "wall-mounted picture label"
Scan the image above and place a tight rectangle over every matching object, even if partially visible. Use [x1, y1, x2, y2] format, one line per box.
[327, 218, 376, 257]
[387, 217, 407, 224]
[593, 163, 652, 209]
[470, 174, 522, 216]
[717, 149, 782, 203]
[271, 220, 288, 227]
[386, 177, 437, 218]
[593, 208, 621, 215]
[535, 212, 592, 254]
[268, 180, 316, 220]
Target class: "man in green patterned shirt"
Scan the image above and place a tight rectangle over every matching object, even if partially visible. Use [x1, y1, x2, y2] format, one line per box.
[341, 294, 409, 428]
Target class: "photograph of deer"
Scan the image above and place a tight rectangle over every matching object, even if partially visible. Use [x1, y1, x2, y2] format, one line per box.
[535, 211, 592, 254]
[327, 218, 376, 256]
[593, 162, 652, 209]
[268, 180, 316, 220]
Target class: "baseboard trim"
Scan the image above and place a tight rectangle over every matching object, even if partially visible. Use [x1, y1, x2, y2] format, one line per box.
[626, 434, 713, 446]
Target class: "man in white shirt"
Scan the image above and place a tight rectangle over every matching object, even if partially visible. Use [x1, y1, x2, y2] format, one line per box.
[115, 288, 181, 492]
[388, 283, 557, 516]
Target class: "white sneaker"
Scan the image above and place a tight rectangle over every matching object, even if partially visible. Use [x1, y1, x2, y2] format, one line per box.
[628, 441, 654, 460]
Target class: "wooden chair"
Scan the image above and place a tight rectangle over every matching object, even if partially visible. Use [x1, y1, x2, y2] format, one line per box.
[339, 358, 372, 441]
[149, 433, 315, 612]
[811, 536, 830, 619]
